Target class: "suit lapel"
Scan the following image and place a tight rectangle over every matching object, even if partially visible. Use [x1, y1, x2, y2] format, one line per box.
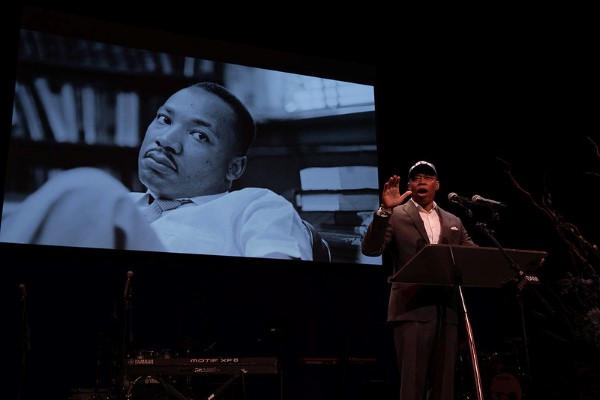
[403, 202, 431, 244]
[437, 208, 451, 244]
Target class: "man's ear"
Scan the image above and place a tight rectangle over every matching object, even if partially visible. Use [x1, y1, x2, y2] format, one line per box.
[226, 155, 247, 181]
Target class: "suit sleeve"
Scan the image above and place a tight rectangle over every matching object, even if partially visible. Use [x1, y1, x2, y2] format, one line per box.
[361, 211, 394, 256]
[458, 219, 476, 246]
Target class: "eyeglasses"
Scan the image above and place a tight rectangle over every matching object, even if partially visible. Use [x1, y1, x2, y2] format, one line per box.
[409, 174, 435, 182]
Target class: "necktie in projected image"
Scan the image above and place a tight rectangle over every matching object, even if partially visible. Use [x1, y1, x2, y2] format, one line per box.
[143, 197, 190, 224]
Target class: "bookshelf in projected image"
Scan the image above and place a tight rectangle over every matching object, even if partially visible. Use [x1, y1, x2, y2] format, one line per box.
[8, 26, 223, 195]
[296, 166, 382, 265]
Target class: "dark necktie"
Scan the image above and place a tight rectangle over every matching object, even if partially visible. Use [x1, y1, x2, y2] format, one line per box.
[143, 196, 190, 223]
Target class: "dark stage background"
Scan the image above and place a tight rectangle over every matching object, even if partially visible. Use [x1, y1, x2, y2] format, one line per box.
[3, 2, 598, 400]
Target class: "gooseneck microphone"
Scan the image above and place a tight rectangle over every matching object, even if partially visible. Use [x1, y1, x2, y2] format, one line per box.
[448, 192, 473, 206]
[471, 194, 507, 209]
[448, 192, 474, 217]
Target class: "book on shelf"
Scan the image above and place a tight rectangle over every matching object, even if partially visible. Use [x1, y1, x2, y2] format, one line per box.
[300, 211, 374, 260]
[61, 82, 79, 142]
[11, 100, 26, 139]
[299, 210, 374, 227]
[19, 28, 223, 80]
[13, 81, 46, 141]
[79, 85, 97, 145]
[318, 231, 382, 265]
[94, 88, 117, 145]
[114, 91, 141, 147]
[18, 77, 143, 147]
[300, 210, 374, 239]
[299, 166, 379, 191]
[318, 223, 368, 236]
[295, 189, 379, 212]
[333, 210, 374, 226]
[32, 77, 79, 143]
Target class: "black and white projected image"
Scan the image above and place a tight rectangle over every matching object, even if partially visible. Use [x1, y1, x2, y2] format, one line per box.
[1, 20, 381, 266]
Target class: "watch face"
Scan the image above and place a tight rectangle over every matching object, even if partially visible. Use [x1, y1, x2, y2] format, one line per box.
[377, 207, 391, 217]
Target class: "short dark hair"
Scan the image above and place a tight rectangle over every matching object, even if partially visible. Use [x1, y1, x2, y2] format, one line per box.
[191, 82, 256, 155]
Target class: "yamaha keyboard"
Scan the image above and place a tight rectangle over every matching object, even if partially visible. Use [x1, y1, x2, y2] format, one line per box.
[123, 356, 278, 376]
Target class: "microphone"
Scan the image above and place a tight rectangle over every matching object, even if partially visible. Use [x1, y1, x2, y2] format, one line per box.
[448, 192, 474, 206]
[123, 271, 133, 298]
[471, 194, 507, 209]
[448, 192, 475, 218]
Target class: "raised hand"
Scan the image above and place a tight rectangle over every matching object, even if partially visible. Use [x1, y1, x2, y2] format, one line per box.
[381, 175, 412, 209]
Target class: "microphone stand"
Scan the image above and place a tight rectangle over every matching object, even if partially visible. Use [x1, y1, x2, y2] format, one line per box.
[474, 213, 541, 391]
[207, 369, 247, 400]
[446, 202, 485, 400]
[17, 284, 30, 400]
[122, 272, 134, 358]
[447, 246, 484, 400]
[121, 272, 134, 400]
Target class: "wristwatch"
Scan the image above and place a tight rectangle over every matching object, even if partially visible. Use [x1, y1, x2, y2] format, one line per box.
[376, 204, 394, 217]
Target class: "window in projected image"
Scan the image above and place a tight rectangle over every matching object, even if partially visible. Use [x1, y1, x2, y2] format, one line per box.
[1, 24, 381, 266]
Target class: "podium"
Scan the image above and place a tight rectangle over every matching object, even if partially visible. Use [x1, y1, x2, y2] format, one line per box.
[390, 244, 547, 400]
[390, 244, 547, 287]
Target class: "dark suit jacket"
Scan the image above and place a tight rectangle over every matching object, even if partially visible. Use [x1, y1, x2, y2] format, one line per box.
[362, 200, 475, 324]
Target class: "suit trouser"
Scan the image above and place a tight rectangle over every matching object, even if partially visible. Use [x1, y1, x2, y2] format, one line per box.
[393, 317, 458, 400]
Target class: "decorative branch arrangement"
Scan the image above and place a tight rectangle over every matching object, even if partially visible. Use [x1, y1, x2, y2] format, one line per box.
[497, 136, 600, 352]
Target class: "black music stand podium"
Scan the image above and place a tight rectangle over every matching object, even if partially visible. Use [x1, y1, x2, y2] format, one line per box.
[390, 244, 547, 400]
